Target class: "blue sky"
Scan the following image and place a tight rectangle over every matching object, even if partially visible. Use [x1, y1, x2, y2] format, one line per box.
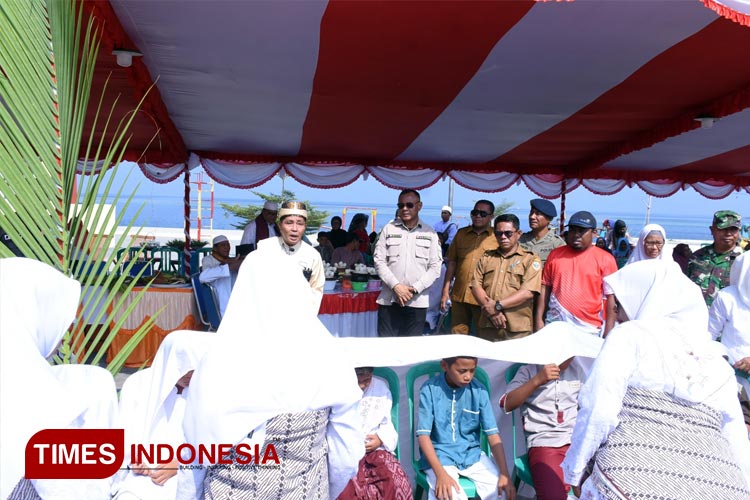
[117, 162, 748, 223]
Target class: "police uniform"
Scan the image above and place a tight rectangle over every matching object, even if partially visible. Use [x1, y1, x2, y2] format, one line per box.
[470, 245, 542, 341]
[688, 210, 745, 307]
[519, 230, 565, 264]
[373, 218, 442, 336]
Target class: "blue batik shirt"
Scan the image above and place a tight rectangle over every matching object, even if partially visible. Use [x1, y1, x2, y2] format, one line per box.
[416, 373, 498, 470]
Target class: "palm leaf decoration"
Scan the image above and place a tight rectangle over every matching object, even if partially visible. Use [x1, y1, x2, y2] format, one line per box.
[0, 0, 160, 374]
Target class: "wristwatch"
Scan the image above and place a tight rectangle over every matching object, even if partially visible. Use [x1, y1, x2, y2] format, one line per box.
[494, 300, 504, 312]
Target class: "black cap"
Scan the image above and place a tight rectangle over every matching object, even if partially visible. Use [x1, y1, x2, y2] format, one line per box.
[567, 211, 597, 229]
[530, 199, 557, 218]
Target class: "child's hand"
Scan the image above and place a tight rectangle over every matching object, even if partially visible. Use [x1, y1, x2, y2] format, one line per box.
[364, 434, 382, 453]
[129, 463, 149, 476]
[733, 357, 750, 373]
[535, 364, 560, 384]
[434, 470, 460, 500]
[498, 473, 516, 500]
[149, 461, 178, 485]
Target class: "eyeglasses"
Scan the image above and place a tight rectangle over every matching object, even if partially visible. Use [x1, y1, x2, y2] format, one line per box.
[643, 240, 664, 248]
[397, 202, 416, 209]
[494, 230, 515, 239]
[471, 210, 490, 218]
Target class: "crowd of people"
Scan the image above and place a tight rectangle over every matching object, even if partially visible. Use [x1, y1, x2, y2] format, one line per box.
[1, 191, 748, 500]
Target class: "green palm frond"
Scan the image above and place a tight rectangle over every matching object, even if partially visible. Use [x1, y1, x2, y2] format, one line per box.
[1, 0, 159, 374]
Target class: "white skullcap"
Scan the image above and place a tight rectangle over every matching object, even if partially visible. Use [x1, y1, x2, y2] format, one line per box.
[441, 205, 452, 214]
[213, 235, 228, 245]
[263, 201, 279, 211]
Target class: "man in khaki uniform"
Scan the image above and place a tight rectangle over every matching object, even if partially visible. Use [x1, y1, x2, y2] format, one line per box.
[439, 200, 498, 334]
[519, 199, 564, 265]
[471, 214, 542, 341]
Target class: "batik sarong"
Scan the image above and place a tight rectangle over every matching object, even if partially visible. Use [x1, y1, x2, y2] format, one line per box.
[337, 449, 413, 500]
[203, 408, 330, 500]
[590, 387, 750, 500]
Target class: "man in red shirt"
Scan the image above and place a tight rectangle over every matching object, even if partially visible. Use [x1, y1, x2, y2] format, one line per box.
[534, 211, 618, 337]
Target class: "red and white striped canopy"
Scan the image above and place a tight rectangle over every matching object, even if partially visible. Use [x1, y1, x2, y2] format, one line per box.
[82, 0, 750, 199]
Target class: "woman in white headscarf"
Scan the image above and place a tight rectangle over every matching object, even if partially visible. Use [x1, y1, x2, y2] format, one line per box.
[177, 249, 364, 500]
[561, 259, 750, 499]
[709, 252, 750, 373]
[626, 223, 668, 265]
[113, 330, 214, 500]
[0, 258, 118, 500]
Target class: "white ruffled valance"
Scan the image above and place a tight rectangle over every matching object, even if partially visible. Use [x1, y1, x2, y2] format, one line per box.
[130, 157, 747, 200]
[689, 181, 741, 200]
[581, 179, 628, 196]
[521, 174, 581, 199]
[286, 163, 365, 189]
[138, 163, 187, 184]
[451, 171, 520, 193]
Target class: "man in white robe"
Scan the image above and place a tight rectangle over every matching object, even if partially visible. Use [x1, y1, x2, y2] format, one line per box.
[256, 201, 325, 309]
[199, 235, 241, 317]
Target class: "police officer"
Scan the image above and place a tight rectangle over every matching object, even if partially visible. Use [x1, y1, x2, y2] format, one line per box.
[373, 189, 442, 337]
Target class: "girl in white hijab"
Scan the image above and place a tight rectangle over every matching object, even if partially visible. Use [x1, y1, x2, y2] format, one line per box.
[626, 223, 668, 265]
[177, 250, 364, 499]
[114, 330, 214, 500]
[0, 258, 118, 500]
[709, 252, 750, 373]
[562, 259, 750, 499]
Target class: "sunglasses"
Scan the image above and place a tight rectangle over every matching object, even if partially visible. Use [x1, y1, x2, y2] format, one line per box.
[470, 210, 490, 218]
[397, 202, 416, 209]
[494, 230, 516, 239]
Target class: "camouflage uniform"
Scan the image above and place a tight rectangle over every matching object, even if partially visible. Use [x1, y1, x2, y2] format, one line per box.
[687, 245, 743, 306]
[519, 230, 565, 265]
[689, 210, 745, 307]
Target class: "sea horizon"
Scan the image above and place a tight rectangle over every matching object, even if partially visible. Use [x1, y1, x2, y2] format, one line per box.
[110, 193, 721, 243]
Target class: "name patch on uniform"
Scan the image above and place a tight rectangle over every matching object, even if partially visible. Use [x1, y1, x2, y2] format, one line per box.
[416, 235, 432, 241]
[386, 234, 402, 239]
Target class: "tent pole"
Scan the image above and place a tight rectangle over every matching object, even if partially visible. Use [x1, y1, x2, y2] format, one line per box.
[184, 165, 191, 277]
[559, 178, 567, 235]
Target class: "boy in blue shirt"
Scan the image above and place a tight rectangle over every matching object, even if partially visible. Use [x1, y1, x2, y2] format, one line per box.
[417, 356, 515, 500]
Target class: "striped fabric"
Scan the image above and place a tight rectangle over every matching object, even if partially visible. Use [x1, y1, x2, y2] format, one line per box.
[591, 387, 750, 500]
[203, 408, 330, 500]
[7, 479, 41, 500]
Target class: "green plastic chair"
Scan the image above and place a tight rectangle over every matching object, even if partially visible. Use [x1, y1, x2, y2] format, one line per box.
[406, 360, 491, 500]
[373, 367, 400, 460]
[505, 363, 534, 491]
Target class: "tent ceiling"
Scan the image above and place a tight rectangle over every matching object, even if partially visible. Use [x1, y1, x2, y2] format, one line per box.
[81, 0, 750, 198]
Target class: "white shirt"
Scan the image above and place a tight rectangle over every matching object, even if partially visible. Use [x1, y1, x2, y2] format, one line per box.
[198, 254, 235, 317]
[256, 237, 324, 309]
[360, 377, 398, 453]
[240, 219, 278, 246]
[709, 285, 750, 364]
